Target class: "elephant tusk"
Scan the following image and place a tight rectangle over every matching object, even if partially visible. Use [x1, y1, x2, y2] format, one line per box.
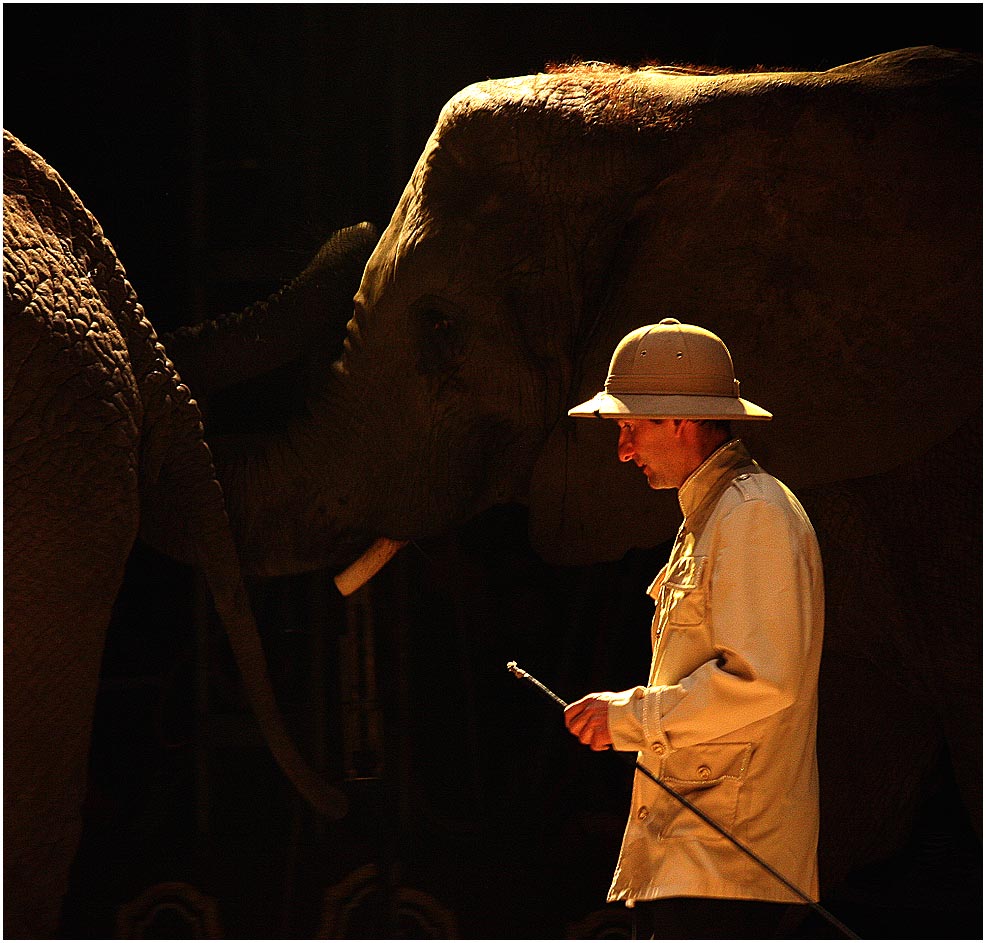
[333, 537, 407, 596]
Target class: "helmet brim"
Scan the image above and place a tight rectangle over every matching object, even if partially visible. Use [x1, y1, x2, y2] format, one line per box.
[568, 391, 772, 421]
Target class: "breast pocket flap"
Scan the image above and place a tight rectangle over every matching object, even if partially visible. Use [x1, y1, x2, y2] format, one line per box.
[664, 742, 752, 784]
[663, 555, 707, 591]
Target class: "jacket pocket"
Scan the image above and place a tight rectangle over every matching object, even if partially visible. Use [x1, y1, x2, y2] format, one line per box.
[657, 555, 707, 626]
[656, 742, 752, 841]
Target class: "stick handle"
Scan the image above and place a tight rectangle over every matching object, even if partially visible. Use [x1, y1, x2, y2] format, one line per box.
[506, 661, 568, 709]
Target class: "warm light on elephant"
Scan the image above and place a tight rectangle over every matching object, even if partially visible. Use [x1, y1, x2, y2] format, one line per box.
[3, 41, 980, 938]
[313, 43, 980, 908]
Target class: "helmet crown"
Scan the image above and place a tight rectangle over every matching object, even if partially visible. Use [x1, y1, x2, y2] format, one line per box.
[569, 318, 771, 421]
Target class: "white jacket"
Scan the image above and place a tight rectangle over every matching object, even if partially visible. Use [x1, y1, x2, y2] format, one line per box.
[606, 439, 823, 905]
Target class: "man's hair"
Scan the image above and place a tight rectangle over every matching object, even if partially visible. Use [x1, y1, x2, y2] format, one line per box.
[694, 419, 733, 439]
[647, 419, 734, 439]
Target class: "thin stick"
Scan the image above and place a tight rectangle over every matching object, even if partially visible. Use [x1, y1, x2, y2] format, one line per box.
[507, 661, 568, 709]
[506, 661, 860, 940]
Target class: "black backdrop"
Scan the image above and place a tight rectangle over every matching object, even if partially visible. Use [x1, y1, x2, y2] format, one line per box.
[4, 4, 982, 939]
[6, 4, 982, 328]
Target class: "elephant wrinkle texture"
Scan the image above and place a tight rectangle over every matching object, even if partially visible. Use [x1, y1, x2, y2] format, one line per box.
[3, 129, 369, 939]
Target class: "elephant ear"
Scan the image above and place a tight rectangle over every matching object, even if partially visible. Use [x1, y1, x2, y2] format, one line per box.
[531, 53, 980, 566]
[528, 413, 682, 566]
[604, 95, 979, 494]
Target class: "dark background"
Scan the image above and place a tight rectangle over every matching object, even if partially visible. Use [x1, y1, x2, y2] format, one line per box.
[4, 4, 982, 939]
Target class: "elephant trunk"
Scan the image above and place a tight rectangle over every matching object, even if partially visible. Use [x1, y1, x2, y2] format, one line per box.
[138, 346, 349, 820]
[208, 373, 526, 582]
[163, 222, 378, 397]
[157, 218, 404, 585]
[196, 499, 349, 819]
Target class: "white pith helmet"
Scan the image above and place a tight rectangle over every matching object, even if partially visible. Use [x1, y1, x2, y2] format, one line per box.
[568, 318, 772, 421]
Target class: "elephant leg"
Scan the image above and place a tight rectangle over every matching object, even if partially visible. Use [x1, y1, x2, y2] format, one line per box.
[4, 491, 137, 938]
[851, 418, 982, 838]
[4, 320, 140, 937]
[940, 695, 982, 837]
[801, 484, 943, 889]
[4, 640, 105, 938]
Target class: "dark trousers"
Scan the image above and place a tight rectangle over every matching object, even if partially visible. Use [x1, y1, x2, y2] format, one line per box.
[631, 897, 808, 940]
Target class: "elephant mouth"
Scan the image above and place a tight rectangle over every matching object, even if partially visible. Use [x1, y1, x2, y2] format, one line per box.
[314, 414, 530, 596]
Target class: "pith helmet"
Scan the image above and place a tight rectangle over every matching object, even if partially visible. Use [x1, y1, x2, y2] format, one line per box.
[569, 318, 771, 420]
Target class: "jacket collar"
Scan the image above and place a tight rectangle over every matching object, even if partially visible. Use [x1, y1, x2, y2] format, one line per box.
[677, 438, 756, 533]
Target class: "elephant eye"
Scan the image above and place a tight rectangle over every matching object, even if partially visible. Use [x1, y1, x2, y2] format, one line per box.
[413, 299, 464, 376]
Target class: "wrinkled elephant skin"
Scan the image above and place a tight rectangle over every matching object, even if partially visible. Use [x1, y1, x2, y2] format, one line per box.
[315, 48, 981, 890]
[2, 131, 368, 938]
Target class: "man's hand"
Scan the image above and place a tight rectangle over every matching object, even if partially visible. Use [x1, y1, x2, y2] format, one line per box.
[564, 692, 618, 751]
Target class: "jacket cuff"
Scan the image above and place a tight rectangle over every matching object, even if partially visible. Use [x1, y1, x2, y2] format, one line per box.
[606, 687, 646, 751]
[641, 684, 685, 755]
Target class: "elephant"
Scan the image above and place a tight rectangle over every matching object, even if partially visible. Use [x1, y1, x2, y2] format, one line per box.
[2, 129, 377, 938]
[182, 45, 979, 914]
[7, 41, 979, 934]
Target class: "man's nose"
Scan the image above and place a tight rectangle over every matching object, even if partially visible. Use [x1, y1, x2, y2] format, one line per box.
[617, 428, 635, 463]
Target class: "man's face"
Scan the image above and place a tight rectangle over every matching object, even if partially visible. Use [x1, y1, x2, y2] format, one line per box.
[615, 418, 683, 490]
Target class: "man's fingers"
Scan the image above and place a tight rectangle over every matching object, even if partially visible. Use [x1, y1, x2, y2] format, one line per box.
[564, 698, 590, 721]
[564, 694, 614, 751]
[581, 724, 610, 751]
[566, 702, 600, 735]
[566, 713, 589, 738]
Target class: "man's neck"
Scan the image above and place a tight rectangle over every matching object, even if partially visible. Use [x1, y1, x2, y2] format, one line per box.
[676, 433, 732, 490]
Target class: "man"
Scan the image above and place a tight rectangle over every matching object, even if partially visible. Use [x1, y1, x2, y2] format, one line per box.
[565, 319, 823, 940]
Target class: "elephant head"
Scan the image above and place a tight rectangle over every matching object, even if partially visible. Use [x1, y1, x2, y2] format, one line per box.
[212, 46, 979, 582]
[204, 46, 980, 898]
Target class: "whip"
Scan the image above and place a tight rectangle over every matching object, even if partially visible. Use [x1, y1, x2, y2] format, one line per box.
[506, 661, 859, 940]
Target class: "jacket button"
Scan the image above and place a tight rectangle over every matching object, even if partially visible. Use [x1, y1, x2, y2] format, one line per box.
[651, 742, 665, 755]
[637, 806, 650, 820]
[697, 765, 712, 780]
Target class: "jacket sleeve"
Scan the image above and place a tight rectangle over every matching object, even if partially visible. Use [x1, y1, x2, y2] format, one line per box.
[608, 496, 817, 753]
